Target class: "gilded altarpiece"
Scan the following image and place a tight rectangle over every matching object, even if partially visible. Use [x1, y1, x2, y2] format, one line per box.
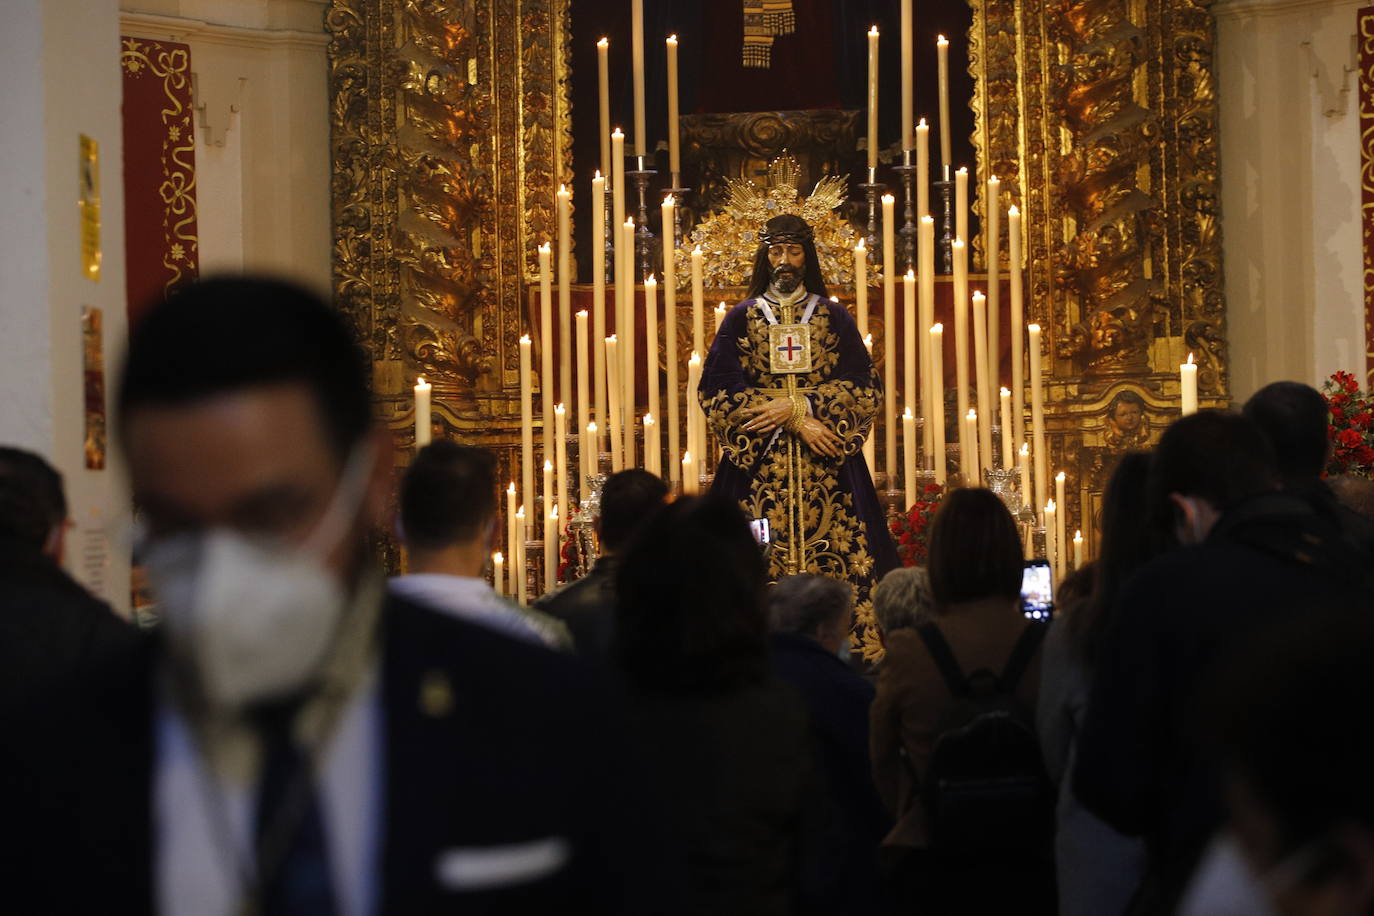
[327, 0, 571, 491]
[969, 0, 1226, 549]
[327, 0, 1227, 554]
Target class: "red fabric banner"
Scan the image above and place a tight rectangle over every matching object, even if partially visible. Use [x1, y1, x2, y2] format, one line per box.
[121, 37, 199, 326]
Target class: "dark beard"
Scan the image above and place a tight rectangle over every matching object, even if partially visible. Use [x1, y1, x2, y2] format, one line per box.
[772, 265, 802, 294]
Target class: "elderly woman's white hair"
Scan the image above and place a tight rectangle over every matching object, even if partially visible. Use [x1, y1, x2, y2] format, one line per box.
[871, 566, 934, 636]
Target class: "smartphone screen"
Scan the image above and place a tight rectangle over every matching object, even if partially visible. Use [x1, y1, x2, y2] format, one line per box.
[749, 518, 771, 545]
[1020, 559, 1054, 621]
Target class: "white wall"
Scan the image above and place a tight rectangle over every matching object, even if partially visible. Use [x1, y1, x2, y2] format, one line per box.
[1217, 0, 1367, 401]
[0, 0, 132, 611]
[120, 0, 331, 292]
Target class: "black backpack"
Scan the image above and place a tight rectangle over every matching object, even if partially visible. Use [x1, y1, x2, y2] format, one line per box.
[916, 621, 1054, 857]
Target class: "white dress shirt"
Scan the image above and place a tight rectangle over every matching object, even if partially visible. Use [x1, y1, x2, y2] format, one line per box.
[390, 573, 556, 646]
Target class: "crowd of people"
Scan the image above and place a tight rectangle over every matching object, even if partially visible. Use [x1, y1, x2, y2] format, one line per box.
[3, 275, 1374, 915]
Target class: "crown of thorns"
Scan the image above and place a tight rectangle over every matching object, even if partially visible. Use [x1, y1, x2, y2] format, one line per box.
[759, 220, 815, 246]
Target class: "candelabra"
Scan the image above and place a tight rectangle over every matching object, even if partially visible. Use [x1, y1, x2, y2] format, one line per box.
[627, 163, 659, 280]
[603, 186, 615, 280]
[859, 177, 882, 258]
[935, 177, 954, 274]
[893, 156, 918, 272]
[990, 424, 1004, 471]
[665, 185, 691, 253]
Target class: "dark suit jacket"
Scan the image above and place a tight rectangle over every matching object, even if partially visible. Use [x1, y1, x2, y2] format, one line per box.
[534, 555, 617, 662]
[4, 593, 678, 914]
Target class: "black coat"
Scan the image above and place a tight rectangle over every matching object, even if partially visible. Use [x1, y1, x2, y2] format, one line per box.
[769, 633, 890, 914]
[534, 555, 617, 662]
[1072, 493, 1374, 912]
[3, 593, 679, 915]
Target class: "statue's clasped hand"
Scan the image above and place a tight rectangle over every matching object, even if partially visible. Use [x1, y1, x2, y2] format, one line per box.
[797, 418, 844, 458]
[740, 397, 794, 434]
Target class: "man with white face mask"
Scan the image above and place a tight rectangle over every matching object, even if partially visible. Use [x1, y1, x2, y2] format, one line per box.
[6, 277, 671, 915]
[1073, 411, 1373, 913]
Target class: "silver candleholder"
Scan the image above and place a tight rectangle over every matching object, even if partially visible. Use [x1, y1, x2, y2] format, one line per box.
[893, 155, 918, 273]
[935, 177, 954, 274]
[627, 164, 658, 281]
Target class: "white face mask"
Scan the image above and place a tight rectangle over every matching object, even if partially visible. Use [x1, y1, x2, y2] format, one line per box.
[142, 445, 374, 710]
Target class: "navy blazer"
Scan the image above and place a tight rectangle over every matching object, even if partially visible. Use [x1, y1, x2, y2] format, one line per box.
[4, 594, 677, 914]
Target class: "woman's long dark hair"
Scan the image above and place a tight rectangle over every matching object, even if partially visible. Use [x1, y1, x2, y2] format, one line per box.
[744, 240, 831, 301]
[614, 496, 770, 694]
[1068, 451, 1157, 667]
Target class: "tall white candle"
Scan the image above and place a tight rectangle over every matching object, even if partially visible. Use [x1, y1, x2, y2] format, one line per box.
[592, 172, 608, 452]
[882, 193, 897, 487]
[645, 275, 659, 431]
[505, 482, 518, 594]
[682, 451, 697, 494]
[952, 239, 970, 436]
[622, 218, 637, 466]
[606, 335, 623, 471]
[900, 0, 913, 150]
[687, 351, 703, 475]
[644, 413, 660, 476]
[999, 387, 1013, 469]
[1018, 442, 1032, 512]
[612, 132, 627, 399]
[1055, 471, 1067, 583]
[631, 0, 646, 158]
[545, 502, 558, 592]
[985, 175, 1001, 395]
[955, 168, 969, 248]
[690, 246, 705, 355]
[1044, 499, 1057, 575]
[597, 39, 611, 183]
[555, 405, 569, 527]
[930, 323, 946, 484]
[493, 552, 504, 597]
[1008, 205, 1024, 455]
[666, 35, 681, 180]
[543, 458, 554, 537]
[1028, 323, 1047, 516]
[903, 408, 918, 507]
[919, 215, 936, 457]
[903, 270, 918, 419]
[867, 26, 880, 171]
[916, 119, 930, 227]
[414, 376, 432, 448]
[972, 290, 992, 475]
[557, 186, 572, 407]
[937, 35, 951, 177]
[575, 310, 590, 500]
[519, 336, 535, 534]
[964, 409, 980, 486]
[854, 240, 868, 337]
[1073, 530, 1084, 570]
[587, 421, 599, 475]
[662, 196, 681, 482]
[1181, 353, 1198, 415]
[714, 302, 727, 335]
[515, 506, 526, 604]
[539, 243, 555, 467]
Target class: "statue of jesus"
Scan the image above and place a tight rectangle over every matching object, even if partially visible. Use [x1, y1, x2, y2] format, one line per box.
[699, 213, 899, 656]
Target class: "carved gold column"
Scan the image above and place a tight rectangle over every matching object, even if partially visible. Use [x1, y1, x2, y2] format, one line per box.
[969, 0, 1224, 552]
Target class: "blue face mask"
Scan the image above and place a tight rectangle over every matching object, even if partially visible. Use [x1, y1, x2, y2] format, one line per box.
[836, 636, 852, 664]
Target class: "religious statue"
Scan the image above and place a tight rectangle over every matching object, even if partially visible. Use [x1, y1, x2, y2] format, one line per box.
[699, 213, 899, 659]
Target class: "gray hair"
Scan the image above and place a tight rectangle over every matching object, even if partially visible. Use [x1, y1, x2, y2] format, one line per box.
[872, 567, 934, 635]
[768, 574, 853, 636]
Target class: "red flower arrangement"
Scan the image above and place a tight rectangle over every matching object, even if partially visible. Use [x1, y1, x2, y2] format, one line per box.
[1322, 371, 1374, 478]
[890, 482, 946, 567]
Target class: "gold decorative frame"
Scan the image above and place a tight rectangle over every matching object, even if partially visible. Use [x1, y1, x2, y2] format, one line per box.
[969, 0, 1226, 550]
[327, 0, 571, 469]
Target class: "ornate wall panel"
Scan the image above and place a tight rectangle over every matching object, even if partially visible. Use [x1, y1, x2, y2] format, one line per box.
[327, 0, 571, 471]
[969, 0, 1225, 550]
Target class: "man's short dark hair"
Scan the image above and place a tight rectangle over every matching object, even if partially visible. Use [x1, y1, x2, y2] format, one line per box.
[927, 487, 1024, 606]
[1147, 411, 1278, 523]
[117, 276, 372, 460]
[1242, 381, 1330, 483]
[769, 574, 852, 637]
[400, 441, 497, 551]
[0, 447, 66, 551]
[597, 469, 668, 552]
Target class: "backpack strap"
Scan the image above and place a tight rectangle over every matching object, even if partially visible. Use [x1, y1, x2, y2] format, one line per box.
[996, 621, 1048, 693]
[916, 622, 970, 698]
